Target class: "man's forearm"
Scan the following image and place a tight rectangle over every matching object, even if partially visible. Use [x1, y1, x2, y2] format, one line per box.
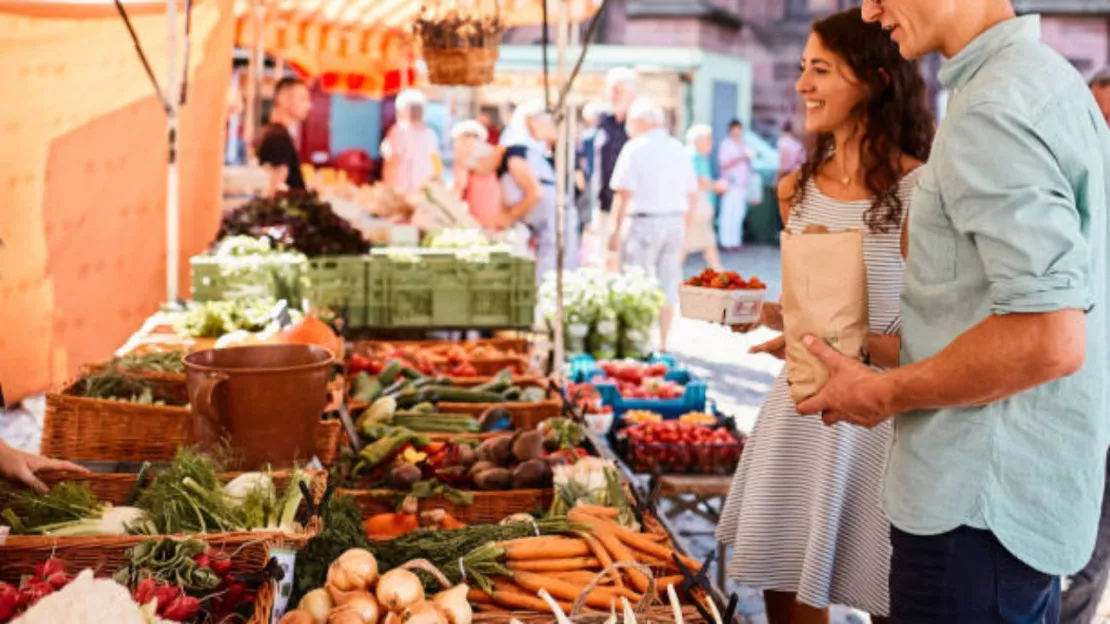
[878, 310, 1086, 414]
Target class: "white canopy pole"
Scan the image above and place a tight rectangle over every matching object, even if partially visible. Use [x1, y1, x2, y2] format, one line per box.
[552, 0, 569, 376]
[165, 0, 181, 302]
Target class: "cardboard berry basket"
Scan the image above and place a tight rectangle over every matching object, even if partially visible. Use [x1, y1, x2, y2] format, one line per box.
[678, 285, 766, 325]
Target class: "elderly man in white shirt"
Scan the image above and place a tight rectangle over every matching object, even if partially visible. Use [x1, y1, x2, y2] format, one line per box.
[607, 98, 699, 352]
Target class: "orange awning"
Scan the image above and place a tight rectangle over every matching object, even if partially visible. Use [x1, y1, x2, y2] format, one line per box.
[234, 0, 602, 97]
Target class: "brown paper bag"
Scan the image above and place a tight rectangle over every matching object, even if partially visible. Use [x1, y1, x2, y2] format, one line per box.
[780, 228, 869, 404]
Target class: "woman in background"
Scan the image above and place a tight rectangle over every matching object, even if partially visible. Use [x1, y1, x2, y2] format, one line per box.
[451, 120, 501, 230]
[498, 100, 580, 281]
[682, 124, 725, 271]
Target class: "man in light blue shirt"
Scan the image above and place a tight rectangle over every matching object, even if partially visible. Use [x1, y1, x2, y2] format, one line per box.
[795, 0, 1110, 620]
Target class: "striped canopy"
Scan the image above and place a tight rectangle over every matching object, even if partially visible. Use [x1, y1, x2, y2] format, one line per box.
[234, 0, 601, 97]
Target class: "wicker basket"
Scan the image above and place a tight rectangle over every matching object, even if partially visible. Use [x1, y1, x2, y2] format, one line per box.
[338, 487, 554, 524]
[0, 470, 327, 584]
[41, 380, 343, 465]
[424, 46, 499, 86]
[41, 381, 194, 462]
[438, 398, 562, 430]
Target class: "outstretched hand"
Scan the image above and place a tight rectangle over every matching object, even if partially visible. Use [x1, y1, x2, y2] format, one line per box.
[0, 441, 90, 493]
[795, 335, 894, 428]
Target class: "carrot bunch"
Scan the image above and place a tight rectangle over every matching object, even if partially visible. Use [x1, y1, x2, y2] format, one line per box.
[467, 504, 702, 614]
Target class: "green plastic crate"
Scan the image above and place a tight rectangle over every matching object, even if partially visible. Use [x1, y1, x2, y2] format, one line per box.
[189, 254, 370, 326]
[306, 256, 370, 327]
[366, 249, 536, 328]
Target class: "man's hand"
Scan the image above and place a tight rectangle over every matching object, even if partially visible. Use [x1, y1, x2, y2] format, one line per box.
[0, 442, 89, 493]
[795, 335, 894, 428]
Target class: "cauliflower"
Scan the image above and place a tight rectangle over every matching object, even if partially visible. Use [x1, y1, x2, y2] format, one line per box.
[15, 570, 153, 624]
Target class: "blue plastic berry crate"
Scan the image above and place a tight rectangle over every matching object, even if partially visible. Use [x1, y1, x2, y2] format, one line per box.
[596, 378, 709, 421]
[568, 353, 679, 383]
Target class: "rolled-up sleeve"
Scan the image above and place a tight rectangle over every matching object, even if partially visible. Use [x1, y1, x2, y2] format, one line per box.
[941, 103, 1093, 315]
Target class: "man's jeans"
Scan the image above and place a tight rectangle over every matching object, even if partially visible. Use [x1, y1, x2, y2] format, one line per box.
[1061, 449, 1110, 623]
[890, 526, 1060, 623]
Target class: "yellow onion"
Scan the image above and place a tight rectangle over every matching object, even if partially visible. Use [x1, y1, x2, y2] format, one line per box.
[299, 588, 334, 624]
[431, 585, 471, 624]
[278, 611, 316, 624]
[327, 549, 380, 592]
[326, 589, 381, 624]
[376, 568, 424, 612]
[382, 614, 402, 624]
[399, 601, 449, 624]
[326, 605, 366, 624]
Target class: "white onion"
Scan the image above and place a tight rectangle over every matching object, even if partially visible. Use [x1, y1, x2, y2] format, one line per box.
[400, 601, 449, 624]
[328, 549, 380, 592]
[431, 585, 471, 624]
[299, 588, 334, 624]
[375, 568, 425, 613]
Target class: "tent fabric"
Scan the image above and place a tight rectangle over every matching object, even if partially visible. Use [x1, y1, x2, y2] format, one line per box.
[0, 0, 234, 406]
[234, 0, 602, 97]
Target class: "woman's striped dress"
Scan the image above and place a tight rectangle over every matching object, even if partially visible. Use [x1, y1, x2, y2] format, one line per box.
[715, 169, 921, 616]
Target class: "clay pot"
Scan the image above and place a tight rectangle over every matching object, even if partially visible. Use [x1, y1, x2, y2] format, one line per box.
[185, 344, 332, 468]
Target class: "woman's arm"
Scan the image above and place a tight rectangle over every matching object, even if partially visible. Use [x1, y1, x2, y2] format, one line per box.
[503, 157, 540, 225]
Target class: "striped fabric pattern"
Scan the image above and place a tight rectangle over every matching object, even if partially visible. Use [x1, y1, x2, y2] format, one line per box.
[715, 169, 922, 617]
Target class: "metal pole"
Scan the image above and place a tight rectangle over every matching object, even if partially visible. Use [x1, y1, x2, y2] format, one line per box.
[166, 0, 181, 303]
[244, 0, 263, 163]
[552, 0, 569, 376]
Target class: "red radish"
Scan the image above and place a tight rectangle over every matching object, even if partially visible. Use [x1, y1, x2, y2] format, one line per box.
[31, 559, 65, 580]
[162, 595, 201, 621]
[133, 578, 158, 605]
[193, 553, 211, 570]
[209, 554, 232, 576]
[155, 584, 182, 611]
[21, 581, 52, 604]
[44, 571, 70, 590]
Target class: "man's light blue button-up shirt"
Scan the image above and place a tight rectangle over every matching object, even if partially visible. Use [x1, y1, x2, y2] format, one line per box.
[887, 16, 1110, 575]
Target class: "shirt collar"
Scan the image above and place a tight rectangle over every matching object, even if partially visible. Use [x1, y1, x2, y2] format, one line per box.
[939, 15, 1040, 90]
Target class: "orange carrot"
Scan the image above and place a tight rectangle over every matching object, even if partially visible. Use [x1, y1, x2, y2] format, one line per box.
[487, 580, 573, 612]
[584, 534, 623, 588]
[655, 575, 686, 591]
[507, 557, 600, 571]
[572, 503, 620, 519]
[511, 571, 634, 610]
[362, 513, 418, 540]
[577, 510, 703, 573]
[498, 536, 592, 559]
[551, 570, 608, 585]
[567, 509, 651, 593]
[467, 588, 493, 603]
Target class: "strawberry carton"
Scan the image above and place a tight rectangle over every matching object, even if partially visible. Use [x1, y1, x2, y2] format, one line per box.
[679, 269, 767, 325]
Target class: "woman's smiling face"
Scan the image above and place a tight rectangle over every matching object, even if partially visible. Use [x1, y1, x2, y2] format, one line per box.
[795, 33, 868, 135]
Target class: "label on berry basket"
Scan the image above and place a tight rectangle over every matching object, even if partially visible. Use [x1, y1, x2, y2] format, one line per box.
[269, 548, 298, 624]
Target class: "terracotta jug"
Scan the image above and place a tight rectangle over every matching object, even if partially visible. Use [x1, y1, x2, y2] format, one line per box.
[184, 344, 332, 468]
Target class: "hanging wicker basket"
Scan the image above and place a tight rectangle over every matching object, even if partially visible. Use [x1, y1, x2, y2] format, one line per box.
[423, 46, 499, 87]
[414, 5, 503, 87]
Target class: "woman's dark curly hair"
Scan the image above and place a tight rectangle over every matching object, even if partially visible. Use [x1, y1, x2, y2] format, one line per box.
[790, 8, 935, 233]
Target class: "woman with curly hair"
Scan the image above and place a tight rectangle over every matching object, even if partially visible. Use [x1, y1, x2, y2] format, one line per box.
[716, 8, 935, 623]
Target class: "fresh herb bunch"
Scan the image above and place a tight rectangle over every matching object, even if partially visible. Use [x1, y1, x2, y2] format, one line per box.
[0, 481, 100, 534]
[78, 370, 184, 406]
[108, 351, 186, 374]
[216, 191, 369, 257]
[290, 494, 371, 606]
[134, 449, 238, 535]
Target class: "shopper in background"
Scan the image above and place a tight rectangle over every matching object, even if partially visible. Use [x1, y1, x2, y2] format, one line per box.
[477, 106, 502, 145]
[258, 76, 312, 194]
[1057, 63, 1110, 624]
[801, 0, 1110, 620]
[381, 89, 442, 195]
[608, 98, 698, 352]
[682, 123, 725, 272]
[594, 68, 639, 266]
[451, 120, 501, 230]
[717, 119, 754, 250]
[777, 121, 806, 183]
[576, 101, 606, 236]
[499, 100, 580, 282]
[0, 439, 88, 493]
